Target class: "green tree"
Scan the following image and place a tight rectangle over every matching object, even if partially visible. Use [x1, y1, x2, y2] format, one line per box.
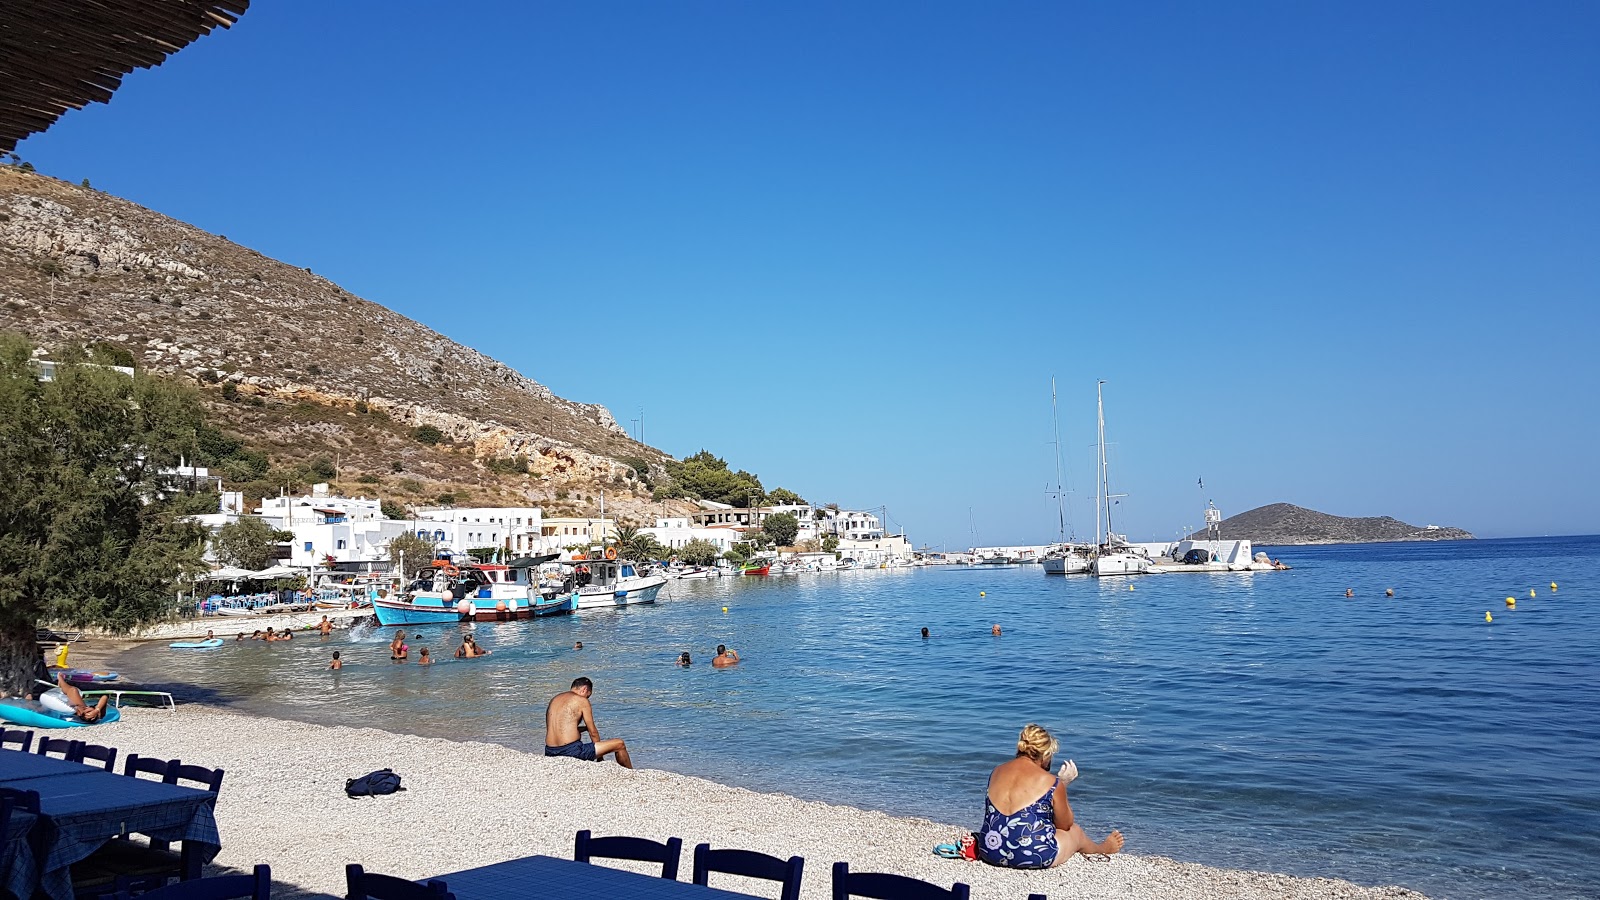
[766, 488, 805, 506]
[380, 499, 408, 520]
[412, 424, 443, 445]
[387, 532, 436, 575]
[0, 335, 210, 694]
[762, 512, 800, 547]
[675, 538, 721, 567]
[213, 518, 292, 570]
[822, 535, 840, 553]
[661, 450, 765, 506]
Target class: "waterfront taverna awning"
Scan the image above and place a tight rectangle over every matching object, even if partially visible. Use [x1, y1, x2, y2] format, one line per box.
[199, 566, 254, 581]
[249, 564, 302, 579]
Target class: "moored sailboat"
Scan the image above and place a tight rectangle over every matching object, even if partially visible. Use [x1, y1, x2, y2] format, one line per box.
[1090, 381, 1152, 577]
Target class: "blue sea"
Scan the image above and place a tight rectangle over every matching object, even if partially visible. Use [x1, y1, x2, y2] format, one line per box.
[121, 536, 1600, 898]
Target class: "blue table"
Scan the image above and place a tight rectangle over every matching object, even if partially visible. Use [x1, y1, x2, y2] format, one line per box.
[429, 855, 754, 900]
[2, 806, 38, 900]
[0, 751, 99, 784]
[24, 770, 220, 900]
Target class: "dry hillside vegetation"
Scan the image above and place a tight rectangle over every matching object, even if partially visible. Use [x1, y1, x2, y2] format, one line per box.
[0, 167, 689, 521]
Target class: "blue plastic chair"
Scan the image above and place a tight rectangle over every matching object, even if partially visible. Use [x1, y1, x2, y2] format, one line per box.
[574, 829, 683, 880]
[692, 843, 804, 900]
[105, 864, 271, 900]
[830, 861, 970, 900]
[344, 864, 451, 900]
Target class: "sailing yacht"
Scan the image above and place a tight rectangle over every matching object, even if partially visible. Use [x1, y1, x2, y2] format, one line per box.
[1041, 377, 1089, 575]
[1090, 381, 1151, 577]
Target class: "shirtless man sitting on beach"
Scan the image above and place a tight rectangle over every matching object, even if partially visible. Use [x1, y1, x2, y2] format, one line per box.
[54, 673, 108, 723]
[544, 676, 632, 768]
[711, 644, 740, 668]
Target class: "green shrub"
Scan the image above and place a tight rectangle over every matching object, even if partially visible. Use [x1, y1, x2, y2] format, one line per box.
[412, 424, 443, 445]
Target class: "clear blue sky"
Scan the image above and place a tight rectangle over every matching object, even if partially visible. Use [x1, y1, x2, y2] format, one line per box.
[19, 1, 1599, 546]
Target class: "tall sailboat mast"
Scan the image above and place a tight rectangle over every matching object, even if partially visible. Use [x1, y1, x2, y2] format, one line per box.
[1049, 377, 1069, 543]
[1095, 381, 1105, 550]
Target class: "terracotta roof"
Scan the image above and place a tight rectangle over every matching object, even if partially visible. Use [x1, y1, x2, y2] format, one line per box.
[1, 1, 251, 153]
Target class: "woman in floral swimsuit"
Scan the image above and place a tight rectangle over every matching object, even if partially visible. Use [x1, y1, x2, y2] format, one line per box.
[976, 723, 1125, 868]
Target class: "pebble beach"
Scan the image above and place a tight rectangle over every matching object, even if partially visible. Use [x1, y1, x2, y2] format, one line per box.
[83, 707, 1427, 900]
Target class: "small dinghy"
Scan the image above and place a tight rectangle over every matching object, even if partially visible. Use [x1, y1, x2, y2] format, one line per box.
[169, 638, 225, 649]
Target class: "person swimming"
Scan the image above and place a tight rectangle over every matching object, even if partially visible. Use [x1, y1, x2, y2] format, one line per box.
[329, 651, 342, 670]
[418, 648, 433, 666]
[676, 652, 691, 666]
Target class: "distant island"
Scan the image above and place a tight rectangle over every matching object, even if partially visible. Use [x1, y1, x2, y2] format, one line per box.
[1213, 503, 1474, 545]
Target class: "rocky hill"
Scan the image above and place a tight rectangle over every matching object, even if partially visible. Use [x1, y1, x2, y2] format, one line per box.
[1215, 503, 1474, 545]
[0, 166, 688, 522]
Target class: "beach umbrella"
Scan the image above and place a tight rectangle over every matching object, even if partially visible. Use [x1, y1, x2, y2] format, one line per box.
[250, 564, 302, 580]
[200, 566, 254, 582]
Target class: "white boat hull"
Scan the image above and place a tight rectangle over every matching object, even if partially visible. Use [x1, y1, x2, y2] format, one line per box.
[1042, 555, 1090, 575]
[1092, 553, 1151, 577]
[575, 577, 667, 609]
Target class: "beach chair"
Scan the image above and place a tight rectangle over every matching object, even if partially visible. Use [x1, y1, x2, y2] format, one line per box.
[830, 861, 970, 900]
[104, 864, 271, 900]
[123, 754, 180, 781]
[79, 742, 119, 771]
[344, 864, 452, 900]
[35, 737, 83, 760]
[692, 843, 804, 900]
[165, 763, 225, 796]
[0, 727, 32, 752]
[79, 756, 198, 889]
[574, 829, 683, 880]
[0, 787, 40, 813]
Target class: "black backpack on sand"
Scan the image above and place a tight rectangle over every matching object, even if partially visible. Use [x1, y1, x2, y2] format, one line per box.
[346, 768, 404, 798]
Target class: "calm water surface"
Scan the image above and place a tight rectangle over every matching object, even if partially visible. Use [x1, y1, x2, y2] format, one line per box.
[122, 536, 1600, 899]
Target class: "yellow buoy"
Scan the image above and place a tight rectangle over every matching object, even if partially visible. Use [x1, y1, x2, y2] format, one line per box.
[979, 591, 986, 597]
[721, 606, 728, 613]
[1551, 581, 1558, 591]
[1128, 584, 1135, 591]
[1485, 611, 1493, 623]
[1506, 598, 1516, 609]
[1529, 588, 1536, 598]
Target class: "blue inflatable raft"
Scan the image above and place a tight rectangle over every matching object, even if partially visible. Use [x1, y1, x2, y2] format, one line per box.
[0, 697, 123, 729]
[168, 638, 224, 650]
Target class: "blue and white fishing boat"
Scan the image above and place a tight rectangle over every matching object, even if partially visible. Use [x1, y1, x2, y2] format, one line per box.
[373, 557, 578, 626]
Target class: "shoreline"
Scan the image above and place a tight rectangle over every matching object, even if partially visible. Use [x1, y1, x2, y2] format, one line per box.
[80, 706, 1426, 900]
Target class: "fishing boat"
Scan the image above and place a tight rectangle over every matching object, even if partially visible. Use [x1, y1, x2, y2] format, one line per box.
[573, 553, 667, 609]
[1090, 380, 1152, 577]
[373, 557, 579, 625]
[739, 561, 771, 576]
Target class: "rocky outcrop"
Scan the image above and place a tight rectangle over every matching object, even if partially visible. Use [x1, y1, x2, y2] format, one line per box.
[1215, 503, 1474, 545]
[0, 167, 672, 514]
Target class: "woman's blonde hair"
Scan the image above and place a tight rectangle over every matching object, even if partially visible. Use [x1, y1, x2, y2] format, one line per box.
[1015, 723, 1058, 762]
